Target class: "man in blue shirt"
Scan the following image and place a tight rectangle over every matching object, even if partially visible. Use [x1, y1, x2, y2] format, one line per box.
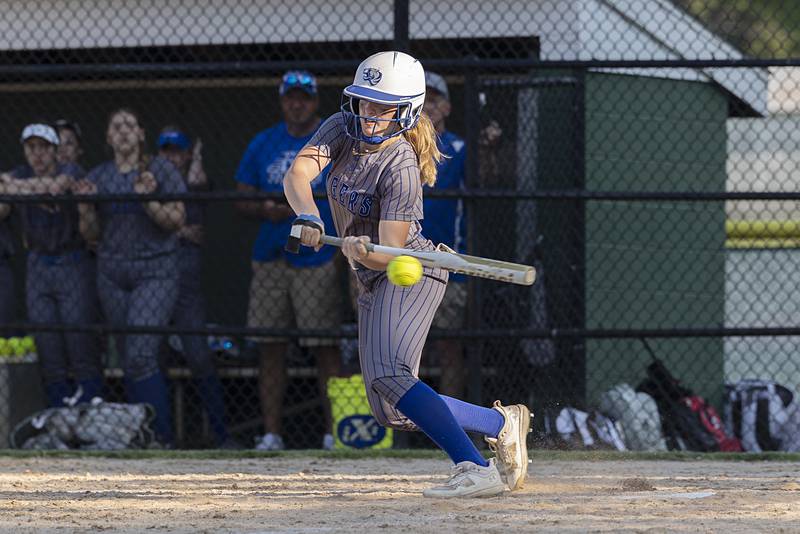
[422, 72, 469, 398]
[235, 71, 340, 450]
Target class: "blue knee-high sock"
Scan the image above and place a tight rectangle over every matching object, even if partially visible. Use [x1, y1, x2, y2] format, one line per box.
[395, 381, 488, 466]
[440, 395, 505, 438]
[78, 377, 104, 403]
[194, 376, 229, 446]
[44, 380, 72, 408]
[128, 372, 174, 446]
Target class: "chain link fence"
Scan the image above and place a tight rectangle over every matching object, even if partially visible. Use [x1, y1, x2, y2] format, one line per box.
[0, 0, 799, 453]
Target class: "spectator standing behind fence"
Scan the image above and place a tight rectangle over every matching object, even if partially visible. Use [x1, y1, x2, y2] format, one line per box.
[421, 73, 469, 398]
[157, 126, 232, 448]
[421, 73, 503, 397]
[235, 70, 341, 451]
[0, 123, 103, 406]
[54, 119, 84, 169]
[74, 109, 186, 446]
[54, 120, 107, 375]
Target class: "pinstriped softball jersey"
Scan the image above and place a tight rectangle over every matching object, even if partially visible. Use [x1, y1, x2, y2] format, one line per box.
[0, 217, 15, 324]
[308, 112, 448, 429]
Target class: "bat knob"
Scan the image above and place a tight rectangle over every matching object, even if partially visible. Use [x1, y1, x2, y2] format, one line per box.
[284, 215, 324, 254]
[284, 223, 303, 254]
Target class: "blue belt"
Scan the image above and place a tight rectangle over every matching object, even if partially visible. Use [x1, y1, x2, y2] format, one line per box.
[32, 249, 86, 266]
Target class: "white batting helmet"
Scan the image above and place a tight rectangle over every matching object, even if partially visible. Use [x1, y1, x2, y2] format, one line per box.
[341, 51, 426, 144]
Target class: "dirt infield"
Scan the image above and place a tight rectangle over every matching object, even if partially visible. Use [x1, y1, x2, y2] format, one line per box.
[0, 453, 798, 533]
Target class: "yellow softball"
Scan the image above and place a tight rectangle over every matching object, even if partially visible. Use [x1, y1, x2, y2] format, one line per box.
[387, 255, 423, 287]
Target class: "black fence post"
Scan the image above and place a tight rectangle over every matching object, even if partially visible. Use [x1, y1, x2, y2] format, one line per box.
[572, 67, 587, 406]
[394, 0, 410, 53]
[463, 61, 483, 406]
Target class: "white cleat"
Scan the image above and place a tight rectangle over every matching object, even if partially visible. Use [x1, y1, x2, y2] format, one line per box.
[254, 432, 285, 451]
[484, 401, 532, 491]
[423, 458, 506, 498]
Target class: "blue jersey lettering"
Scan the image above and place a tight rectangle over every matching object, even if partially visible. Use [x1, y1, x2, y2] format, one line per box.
[359, 195, 373, 217]
[347, 190, 359, 213]
[330, 176, 339, 198]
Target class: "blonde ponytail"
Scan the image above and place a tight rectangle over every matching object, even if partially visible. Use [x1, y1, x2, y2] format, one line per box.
[403, 113, 444, 187]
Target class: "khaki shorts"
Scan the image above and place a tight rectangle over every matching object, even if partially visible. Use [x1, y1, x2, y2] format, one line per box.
[247, 259, 341, 346]
[431, 281, 467, 330]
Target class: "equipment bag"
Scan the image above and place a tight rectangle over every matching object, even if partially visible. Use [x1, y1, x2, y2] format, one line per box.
[11, 399, 156, 450]
[724, 379, 796, 452]
[550, 407, 627, 451]
[598, 383, 667, 451]
[637, 359, 742, 451]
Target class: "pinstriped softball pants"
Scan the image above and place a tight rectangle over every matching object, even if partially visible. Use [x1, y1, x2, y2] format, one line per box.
[97, 254, 179, 381]
[358, 267, 448, 431]
[26, 251, 101, 385]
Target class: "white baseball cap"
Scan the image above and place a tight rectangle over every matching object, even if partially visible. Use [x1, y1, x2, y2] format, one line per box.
[20, 123, 60, 146]
[425, 72, 449, 100]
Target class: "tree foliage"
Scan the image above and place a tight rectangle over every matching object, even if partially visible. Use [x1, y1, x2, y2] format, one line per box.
[675, 0, 800, 58]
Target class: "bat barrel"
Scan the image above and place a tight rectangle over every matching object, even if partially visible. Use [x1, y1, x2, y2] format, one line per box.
[317, 235, 536, 285]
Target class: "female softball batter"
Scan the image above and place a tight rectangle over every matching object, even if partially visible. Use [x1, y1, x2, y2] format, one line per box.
[284, 51, 531, 498]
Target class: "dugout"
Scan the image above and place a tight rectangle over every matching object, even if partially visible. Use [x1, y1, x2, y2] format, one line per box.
[0, 0, 767, 442]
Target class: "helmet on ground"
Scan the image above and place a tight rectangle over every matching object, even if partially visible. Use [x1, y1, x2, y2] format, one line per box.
[341, 51, 426, 144]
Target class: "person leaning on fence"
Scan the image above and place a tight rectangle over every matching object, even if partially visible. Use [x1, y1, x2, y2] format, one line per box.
[157, 125, 234, 448]
[54, 119, 85, 169]
[235, 70, 341, 451]
[53, 119, 106, 382]
[0, 123, 103, 407]
[73, 108, 186, 447]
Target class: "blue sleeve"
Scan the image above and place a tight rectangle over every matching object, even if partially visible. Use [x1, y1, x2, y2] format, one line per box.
[234, 134, 264, 187]
[452, 149, 466, 189]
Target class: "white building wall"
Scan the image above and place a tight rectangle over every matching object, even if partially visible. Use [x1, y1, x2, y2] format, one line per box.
[0, 0, 766, 113]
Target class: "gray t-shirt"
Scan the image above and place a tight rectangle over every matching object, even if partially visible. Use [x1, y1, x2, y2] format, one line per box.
[87, 156, 186, 260]
[12, 162, 85, 254]
[308, 112, 433, 288]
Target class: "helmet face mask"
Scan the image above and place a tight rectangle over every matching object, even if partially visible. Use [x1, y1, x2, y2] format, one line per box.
[341, 96, 416, 144]
[340, 51, 426, 144]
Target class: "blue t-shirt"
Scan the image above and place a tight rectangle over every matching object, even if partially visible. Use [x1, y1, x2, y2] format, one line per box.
[423, 130, 467, 282]
[234, 121, 335, 267]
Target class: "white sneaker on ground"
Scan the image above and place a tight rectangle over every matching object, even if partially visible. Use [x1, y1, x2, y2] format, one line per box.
[422, 458, 506, 498]
[484, 400, 532, 490]
[254, 432, 285, 451]
[322, 433, 335, 450]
